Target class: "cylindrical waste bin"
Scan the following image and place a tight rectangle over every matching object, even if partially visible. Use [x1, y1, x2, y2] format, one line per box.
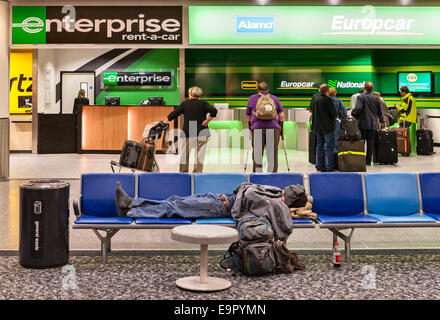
[19, 180, 70, 268]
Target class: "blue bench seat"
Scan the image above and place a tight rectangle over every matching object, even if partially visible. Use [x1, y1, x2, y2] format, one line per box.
[369, 213, 437, 224]
[135, 218, 192, 225]
[317, 214, 377, 224]
[195, 218, 236, 225]
[74, 215, 133, 225]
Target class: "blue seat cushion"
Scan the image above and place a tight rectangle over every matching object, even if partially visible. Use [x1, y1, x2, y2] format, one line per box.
[309, 173, 364, 216]
[74, 215, 133, 225]
[419, 173, 440, 214]
[318, 214, 378, 224]
[365, 173, 420, 216]
[292, 219, 314, 224]
[195, 218, 236, 225]
[250, 173, 303, 189]
[138, 173, 191, 200]
[425, 213, 440, 221]
[134, 218, 192, 225]
[194, 173, 247, 195]
[369, 213, 437, 223]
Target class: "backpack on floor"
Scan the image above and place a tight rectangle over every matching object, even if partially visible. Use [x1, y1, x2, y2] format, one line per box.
[220, 216, 277, 276]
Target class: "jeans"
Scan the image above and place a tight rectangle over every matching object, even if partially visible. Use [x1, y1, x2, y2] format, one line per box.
[316, 131, 336, 172]
[127, 193, 230, 219]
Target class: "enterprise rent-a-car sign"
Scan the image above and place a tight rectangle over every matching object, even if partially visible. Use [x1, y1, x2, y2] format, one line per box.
[103, 72, 172, 86]
[189, 6, 440, 45]
[12, 6, 182, 44]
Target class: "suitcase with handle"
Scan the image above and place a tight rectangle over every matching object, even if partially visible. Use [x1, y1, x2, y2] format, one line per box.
[119, 140, 141, 168]
[338, 140, 366, 172]
[416, 129, 434, 155]
[137, 138, 156, 172]
[374, 130, 398, 164]
[393, 127, 410, 156]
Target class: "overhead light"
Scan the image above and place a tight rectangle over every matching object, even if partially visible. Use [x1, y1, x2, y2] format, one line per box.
[400, 0, 411, 5]
[257, 0, 269, 5]
[328, 0, 340, 4]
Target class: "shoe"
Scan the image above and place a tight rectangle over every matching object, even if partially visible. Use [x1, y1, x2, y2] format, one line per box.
[289, 250, 306, 270]
[274, 240, 294, 273]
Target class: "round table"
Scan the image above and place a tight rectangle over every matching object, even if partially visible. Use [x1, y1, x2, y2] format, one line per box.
[171, 224, 239, 292]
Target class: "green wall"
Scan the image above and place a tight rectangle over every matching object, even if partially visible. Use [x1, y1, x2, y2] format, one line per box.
[96, 49, 180, 106]
[186, 49, 440, 109]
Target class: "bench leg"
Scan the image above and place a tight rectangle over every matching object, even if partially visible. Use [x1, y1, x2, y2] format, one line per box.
[92, 229, 120, 264]
[329, 228, 355, 267]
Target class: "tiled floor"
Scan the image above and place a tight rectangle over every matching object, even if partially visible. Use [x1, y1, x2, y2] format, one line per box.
[3, 148, 440, 251]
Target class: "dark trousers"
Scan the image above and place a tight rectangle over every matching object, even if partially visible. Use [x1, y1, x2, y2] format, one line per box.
[252, 128, 280, 173]
[360, 129, 376, 165]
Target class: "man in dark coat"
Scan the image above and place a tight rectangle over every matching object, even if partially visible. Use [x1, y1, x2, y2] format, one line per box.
[351, 82, 384, 165]
[311, 85, 337, 172]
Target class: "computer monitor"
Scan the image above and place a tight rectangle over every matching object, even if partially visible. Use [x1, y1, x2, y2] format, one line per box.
[105, 97, 120, 106]
[147, 97, 165, 106]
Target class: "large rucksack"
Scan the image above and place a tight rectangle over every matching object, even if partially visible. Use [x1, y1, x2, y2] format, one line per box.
[254, 93, 276, 120]
[220, 217, 277, 276]
[339, 117, 362, 141]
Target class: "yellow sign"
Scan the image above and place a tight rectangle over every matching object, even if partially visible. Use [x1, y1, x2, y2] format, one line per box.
[10, 50, 33, 114]
[241, 80, 258, 90]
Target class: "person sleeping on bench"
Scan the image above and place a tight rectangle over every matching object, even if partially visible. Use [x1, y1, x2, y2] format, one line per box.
[115, 181, 312, 223]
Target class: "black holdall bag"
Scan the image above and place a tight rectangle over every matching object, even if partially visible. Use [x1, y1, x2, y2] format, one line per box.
[374, 129, 398, 164]
[417, 129, 434, 155]
[119, 140, 141, 168]
[339, 117, 362, 141]
[338, 140, 366, 172]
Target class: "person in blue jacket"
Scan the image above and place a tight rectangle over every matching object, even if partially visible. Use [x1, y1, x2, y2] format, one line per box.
[329, 87, 347, 153]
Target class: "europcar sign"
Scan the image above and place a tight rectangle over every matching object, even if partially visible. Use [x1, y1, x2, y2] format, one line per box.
[189, 5, 440, 45]
[12, 6, 182, 44]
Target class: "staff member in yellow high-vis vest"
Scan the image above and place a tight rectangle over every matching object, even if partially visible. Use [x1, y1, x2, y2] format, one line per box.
[396, 86, 417, 128]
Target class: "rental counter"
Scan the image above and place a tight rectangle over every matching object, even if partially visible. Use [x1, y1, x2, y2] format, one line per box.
[78, 105, 178, 153]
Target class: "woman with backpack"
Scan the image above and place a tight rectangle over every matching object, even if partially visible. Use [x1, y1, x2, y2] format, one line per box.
[329, 87, 347, 152]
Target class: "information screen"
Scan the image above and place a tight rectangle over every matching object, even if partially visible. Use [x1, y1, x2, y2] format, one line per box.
[398, 72, 432, 93]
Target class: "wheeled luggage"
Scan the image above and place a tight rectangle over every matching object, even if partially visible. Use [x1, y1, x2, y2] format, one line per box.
[374, 130, 398, 164]
[338, 140, 366, 172]
[137, 138, 156, 171]
[416, 129, 434, 155]
[392, 127, 411, 156]
[309, 131, 316, 164]
[118, 140, 141, 168]
[339, 117, 362, 141]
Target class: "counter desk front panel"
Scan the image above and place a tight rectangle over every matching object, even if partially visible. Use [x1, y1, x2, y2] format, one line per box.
[79, 105, 177, 153]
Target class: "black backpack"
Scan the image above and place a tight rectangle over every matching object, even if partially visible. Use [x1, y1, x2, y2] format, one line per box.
[220, 217, 277, 276]
[339, 117, 362, 141]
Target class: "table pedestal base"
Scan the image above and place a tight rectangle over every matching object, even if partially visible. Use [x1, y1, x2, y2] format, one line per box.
[176, 276, 231, 292]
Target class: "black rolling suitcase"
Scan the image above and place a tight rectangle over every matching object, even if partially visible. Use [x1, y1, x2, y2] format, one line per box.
[417, 129, 434, 155]
[374, 130, 398, 164]
[309, 131, 316, 164]
[119, 140, 141, 168]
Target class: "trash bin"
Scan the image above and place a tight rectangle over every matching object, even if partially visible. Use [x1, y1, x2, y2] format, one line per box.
[19, 180, 70, 268]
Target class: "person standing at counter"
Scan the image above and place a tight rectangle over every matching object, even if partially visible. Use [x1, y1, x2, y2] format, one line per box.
[73, 89, 89, 114]
[246, 81, 285, 173]
[351, 82, 384, 166]
[166, 86, 217, 173]
[396, 86, 417, 128]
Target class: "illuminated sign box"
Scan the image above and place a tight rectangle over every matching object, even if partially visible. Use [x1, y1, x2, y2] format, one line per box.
[189, 6, 440, 45]
[398, 72, 433, 93]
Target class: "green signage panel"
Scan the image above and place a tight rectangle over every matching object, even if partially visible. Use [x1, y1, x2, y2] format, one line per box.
[189, 6, 440, 45]
[398, 72, 432, 93]
[12, 6, 46, 44]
